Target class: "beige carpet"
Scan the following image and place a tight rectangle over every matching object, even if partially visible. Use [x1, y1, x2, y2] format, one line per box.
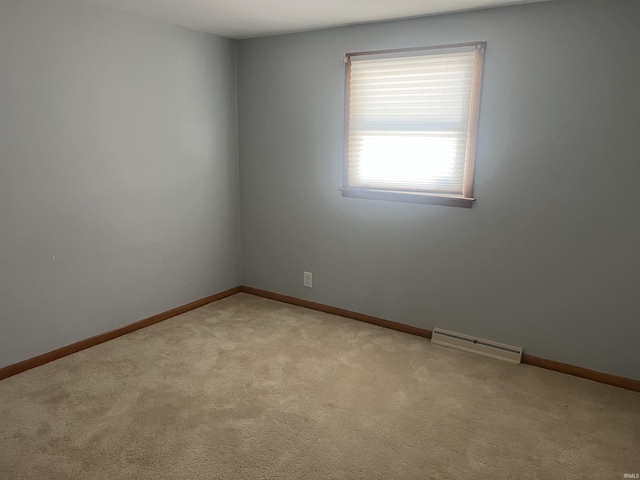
[0, 293, 638, 479]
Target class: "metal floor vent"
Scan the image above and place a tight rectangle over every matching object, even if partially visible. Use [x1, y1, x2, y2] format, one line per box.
[431, 328, 522, 364]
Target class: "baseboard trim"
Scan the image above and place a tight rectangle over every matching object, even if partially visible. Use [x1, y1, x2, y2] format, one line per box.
[3, 285, 638, 392]
[241, 287, 640, 393]
[521, 354, 640, 392]
[0, 286, 242, 381]
[240, 286, 432, 339]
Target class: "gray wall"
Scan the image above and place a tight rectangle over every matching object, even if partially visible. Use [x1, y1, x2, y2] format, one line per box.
[0, 0, 241, 368]
[237, 0, 640, 379]
[1, 0, 638, 381]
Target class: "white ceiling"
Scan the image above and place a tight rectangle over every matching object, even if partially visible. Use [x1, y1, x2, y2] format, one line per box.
[81, 0, 549, 39]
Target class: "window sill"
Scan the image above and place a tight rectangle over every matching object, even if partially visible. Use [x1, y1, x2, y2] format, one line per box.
[340, 188, 475, 208]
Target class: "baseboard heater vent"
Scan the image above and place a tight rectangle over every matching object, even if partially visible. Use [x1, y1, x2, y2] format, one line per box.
[431, 328, 522, 364]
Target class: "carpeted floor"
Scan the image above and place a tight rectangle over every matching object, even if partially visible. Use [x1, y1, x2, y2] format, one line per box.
[0, 293, 638, 479]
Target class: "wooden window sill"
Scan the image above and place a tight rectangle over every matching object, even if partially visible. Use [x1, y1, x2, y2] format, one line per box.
[340, 188, 475, 208]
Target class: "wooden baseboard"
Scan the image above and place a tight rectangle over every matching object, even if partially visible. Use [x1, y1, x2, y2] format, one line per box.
[240, 286, 433, 338]
[3, 285, 638, 393]
[0, 286, 241, 381]
[521, 354, 640, 392]
[241, 287, 640, 393]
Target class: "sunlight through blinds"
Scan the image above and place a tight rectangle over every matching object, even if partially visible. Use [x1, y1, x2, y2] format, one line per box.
[346, 44, 484, 196]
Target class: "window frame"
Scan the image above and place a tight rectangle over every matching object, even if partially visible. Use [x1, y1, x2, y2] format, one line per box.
[341, 42, 486, 208]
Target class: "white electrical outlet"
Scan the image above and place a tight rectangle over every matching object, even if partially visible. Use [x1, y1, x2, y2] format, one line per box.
[303, 272, 312, 288]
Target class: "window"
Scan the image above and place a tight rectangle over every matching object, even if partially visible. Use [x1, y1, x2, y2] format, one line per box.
[342, 42, 485, 208]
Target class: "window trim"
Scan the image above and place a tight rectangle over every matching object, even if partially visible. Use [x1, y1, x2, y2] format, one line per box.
[342, 42, 485, 208]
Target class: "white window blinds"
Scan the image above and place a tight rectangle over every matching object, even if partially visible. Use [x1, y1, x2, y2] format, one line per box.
[345, 43, 484, 198]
